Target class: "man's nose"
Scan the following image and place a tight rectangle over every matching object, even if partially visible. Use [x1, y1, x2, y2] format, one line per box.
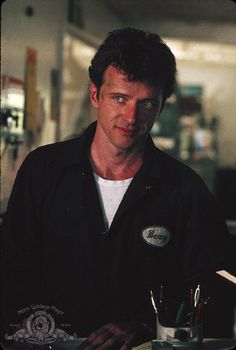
[124, 103, 138, 124]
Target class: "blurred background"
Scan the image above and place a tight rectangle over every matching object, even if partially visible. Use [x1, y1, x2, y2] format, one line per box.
[1, 0, 236, 337]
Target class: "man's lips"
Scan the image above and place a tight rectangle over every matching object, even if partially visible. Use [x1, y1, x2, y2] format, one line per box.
[116, 126, 136, 135]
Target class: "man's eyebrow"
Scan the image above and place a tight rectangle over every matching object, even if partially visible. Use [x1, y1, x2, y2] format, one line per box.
[139, 97, 161, 103]
[141, 97, 160, 101]
[107, 92, 131, 98]
[108, 92, 130, 96]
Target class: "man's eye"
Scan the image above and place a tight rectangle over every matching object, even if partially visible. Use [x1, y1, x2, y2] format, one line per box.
[142, 100, 157, 110]
[113, 95, 124, 103]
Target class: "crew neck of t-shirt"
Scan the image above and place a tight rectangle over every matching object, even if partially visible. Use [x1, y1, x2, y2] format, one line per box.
[93, 173, 133, 186]
[94, 173, 133, 230]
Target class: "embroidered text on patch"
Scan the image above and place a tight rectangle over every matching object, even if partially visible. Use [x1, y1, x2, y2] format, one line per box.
[142, 226, 170, 247]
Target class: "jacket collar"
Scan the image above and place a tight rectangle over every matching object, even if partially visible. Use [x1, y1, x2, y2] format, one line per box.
[57, 121, 171, 185]
[142, 136, 172, 184]
[52, 122, 96, 168]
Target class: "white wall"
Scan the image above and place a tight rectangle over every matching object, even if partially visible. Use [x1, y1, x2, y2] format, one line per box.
[2, 0, 68, 145]
[144, 20, 236, 45]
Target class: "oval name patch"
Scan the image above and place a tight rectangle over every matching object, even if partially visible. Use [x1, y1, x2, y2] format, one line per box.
[141, 226, 170, 247]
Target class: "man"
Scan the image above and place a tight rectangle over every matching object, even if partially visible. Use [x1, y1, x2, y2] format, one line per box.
[1, 28, 235, 349]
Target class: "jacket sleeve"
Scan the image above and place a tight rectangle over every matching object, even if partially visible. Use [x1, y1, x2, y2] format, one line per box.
[0, 152, 43, 339]
[180, 175, 236, 282]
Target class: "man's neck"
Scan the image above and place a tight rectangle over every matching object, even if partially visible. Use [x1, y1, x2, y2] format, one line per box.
[90, 141, 145, 180]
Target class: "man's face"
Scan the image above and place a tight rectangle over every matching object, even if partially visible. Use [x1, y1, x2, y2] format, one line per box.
[90, 65, 163, 152]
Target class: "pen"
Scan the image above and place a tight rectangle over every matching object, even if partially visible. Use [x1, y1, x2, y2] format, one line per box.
[194, 284, 200, 307]
[150, 289, 158, 314]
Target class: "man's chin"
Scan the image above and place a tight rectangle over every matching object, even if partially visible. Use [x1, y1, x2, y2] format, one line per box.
[114, 137, 147, 152]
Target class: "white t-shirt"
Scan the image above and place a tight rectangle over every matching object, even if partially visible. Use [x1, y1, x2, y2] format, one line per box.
[94, 173, 133, 230]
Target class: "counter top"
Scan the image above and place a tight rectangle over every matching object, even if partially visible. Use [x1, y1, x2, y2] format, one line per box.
[3, 338, 236, 350]
[133, 338, 236, 350]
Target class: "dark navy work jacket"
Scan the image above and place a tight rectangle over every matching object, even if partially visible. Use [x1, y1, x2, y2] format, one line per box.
[1, 122, 234, 338]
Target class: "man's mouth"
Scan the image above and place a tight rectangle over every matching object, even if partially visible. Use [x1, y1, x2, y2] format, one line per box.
[117, 126, 136, 135]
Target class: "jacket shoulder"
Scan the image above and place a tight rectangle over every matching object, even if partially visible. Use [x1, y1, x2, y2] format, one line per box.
[24, 136, 83, 169]
[26, 122, 96, 167]
[151, 147, 208, 191]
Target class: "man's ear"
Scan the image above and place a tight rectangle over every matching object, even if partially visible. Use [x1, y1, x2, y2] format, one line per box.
[90, 82, 99, 108]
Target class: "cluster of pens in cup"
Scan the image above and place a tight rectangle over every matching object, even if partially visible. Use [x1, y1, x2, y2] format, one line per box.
[150, 285, 210, 348]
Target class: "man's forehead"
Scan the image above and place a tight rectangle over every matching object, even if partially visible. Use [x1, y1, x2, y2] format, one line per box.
[103, 65, 162, 91]
[103, 65, 129, 81]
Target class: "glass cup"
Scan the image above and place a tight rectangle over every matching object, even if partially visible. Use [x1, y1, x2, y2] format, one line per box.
[157, 315, 203, 343]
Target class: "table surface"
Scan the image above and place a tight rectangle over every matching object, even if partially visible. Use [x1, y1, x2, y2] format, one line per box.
[3, 338, 236, 350]
[133, 338, 236, 350]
